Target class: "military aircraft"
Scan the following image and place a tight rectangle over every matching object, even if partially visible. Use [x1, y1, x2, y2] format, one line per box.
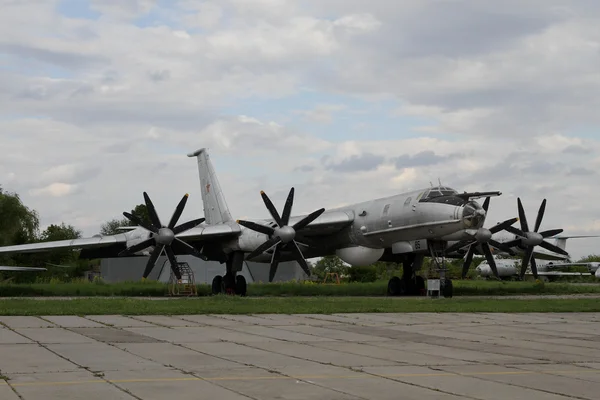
[0, 148, 518, 297]
[475, 257, 600, 280]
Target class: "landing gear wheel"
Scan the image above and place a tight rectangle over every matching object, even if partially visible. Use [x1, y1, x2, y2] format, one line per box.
[211, 275, 223, 295]
[442, 278, 453, 298]
[223, 273, 236, 295]
[387, 276, 405, 296]
[235, 275, 247, 297]
[415, 276, 425, 296]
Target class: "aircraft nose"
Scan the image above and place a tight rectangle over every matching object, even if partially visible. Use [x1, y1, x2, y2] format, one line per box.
[462, 201, 486, 228]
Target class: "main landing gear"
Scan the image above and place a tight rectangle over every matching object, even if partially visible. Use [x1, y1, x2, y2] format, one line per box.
[386, 243, 454, 298]
[211, 251, 247, 296]
[387, 253, 426, 296]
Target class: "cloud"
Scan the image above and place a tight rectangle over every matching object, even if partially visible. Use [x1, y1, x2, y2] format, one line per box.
[323, 152, 385, 172]
[1, 0, 600, 261]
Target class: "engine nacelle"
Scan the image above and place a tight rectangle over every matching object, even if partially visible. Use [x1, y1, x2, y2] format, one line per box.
[336, 246, 384, 266]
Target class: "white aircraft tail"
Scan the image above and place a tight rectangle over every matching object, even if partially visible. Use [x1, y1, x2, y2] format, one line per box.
[553, 235, 600, 251]
[187, 148, 233, 224]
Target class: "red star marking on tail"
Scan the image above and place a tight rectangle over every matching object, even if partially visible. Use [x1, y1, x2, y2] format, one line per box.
[206, 183, 211, 193]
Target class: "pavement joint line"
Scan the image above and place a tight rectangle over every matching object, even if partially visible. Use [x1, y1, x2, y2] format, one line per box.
[7, 368, 600, 388]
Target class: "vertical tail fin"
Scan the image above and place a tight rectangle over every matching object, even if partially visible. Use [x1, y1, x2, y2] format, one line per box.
[187, 148, 233, 224]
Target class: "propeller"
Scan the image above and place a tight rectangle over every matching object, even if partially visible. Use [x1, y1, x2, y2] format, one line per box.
[444, 197, 518, 279]
[500, 198, 568, 279]
[119, 192, 206, 280]
[236, 187, 325, 282]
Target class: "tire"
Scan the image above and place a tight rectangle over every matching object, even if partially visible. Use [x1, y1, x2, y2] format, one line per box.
[442, 279, 453, 298]
[235, 275, 247, 297]
[387, 276, 405, 296]
[415, 276, 425, 296]
[211, 275, 223, 295]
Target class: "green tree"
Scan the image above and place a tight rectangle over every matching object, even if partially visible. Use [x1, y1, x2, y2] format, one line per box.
[99, 217, 130, 236]
[312, 255, 349, 280]
[578, 254, 600, 263]
[129, 204, 151, 227]
[0, 186, 39, 247]
[99, 204, 150, 235]
[37, 223, 82, 265]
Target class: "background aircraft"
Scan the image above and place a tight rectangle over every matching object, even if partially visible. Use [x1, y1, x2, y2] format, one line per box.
[0, 266, 46, 271]
[0, 148, 516, 298]
[475, 257, 600, 280]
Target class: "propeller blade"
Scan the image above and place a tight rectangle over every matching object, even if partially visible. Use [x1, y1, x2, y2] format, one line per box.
[246, 236, 281, 260]
[268, 244, 282, 282]
[290, 241, 312, 278]
[488, 239, 515, 256]
[123, 212, 157, 233]
[540, 228, 563, 238]
[260, 191, 283, 226]
[172, 218, 205, 235]
[281, 187, 294, 226]
[481, 243, 499, 278]
[538, 240, 570, 256]
[489, 217, 519, 234]
[520, 246, 533, 278]
[165, 245, 182, 280]
[445, 240, 471, 255]
[168, 193, 189, 229]
[174, 237, 207, 260]
[292, 208, 326, 231]
[503, 225, 526, 238]
[143, 192, 162, 228]
[534, 199, 546, 233]
[517, 198, 529, 232]
[119, 238, 155, 256]
[530, 256, 539, 279]
[461, 244, 476, 278]
[482, 197, 490, 212]
[502, 238, 522, 249]
[142, 244, 164, 279]
[236, 220, 275, 236]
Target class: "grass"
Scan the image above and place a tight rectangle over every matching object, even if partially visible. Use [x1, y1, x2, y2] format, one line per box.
[0, 296, 599, 315]
[1, 279, 599, 297]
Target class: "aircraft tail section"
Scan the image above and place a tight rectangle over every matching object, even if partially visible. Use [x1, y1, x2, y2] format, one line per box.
[187, 148, 233, 224]
[553, 235, 600, 251]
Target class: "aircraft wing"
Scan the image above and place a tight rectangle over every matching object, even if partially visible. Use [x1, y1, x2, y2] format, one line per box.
[0, 234, 130, 255]
[174, 223, 241, 242]
[527, 271, 587, 276]
[0, 266, 47, 271]
[0, 223, 243, 256]
[179, 211, 354, 242]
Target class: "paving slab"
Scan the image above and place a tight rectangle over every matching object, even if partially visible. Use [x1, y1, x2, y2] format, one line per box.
[1, 312, 599, 400]
[101, 369, 253, 400]
[126, 315, 205, 327]
[70, 327, 161, 343]
[0, 327, 32, 344]
[113, 342, 244, 371]
[0, 343, 80, 374]
[0, 381, 20, 400]
[15, 328, 96, 344]
[41, 316, 105, 328]
[84, 315, 157, 327]
[0, 316, 56, 328]
[45, 342, 165, 372]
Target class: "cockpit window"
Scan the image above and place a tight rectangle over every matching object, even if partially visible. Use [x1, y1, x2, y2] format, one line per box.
[418, 186, 458, 202]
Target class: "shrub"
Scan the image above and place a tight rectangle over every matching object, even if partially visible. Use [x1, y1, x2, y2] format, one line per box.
[347, 266, 377, 283]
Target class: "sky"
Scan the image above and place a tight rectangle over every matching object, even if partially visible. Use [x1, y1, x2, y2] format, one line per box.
[1, 0, 599, 261]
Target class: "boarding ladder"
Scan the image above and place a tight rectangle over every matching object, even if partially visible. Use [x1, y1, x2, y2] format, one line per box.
[165, 261, 197, 296]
